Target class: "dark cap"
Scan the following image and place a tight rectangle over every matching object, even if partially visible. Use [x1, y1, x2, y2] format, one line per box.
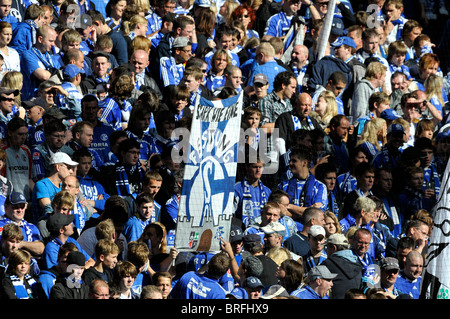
[243, 276, 264, 289]
[6, 192, 27, 205]
[43, 107, 67, 120]
[380, 257, 400, 271]
[46, 213, 74, 233]
[66, 251, 85, 267]
[230, 225, 243, 242]
[22, 97, 47, 110]
[253, 73, 268, 85]
[0, 87, 19, 96]
[243, 233, 261, 246]
[331, 17, 345, 36]
[91, 51, 110, 62]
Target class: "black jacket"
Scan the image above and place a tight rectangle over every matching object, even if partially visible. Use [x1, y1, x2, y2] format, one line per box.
[321, 250, 363, 299]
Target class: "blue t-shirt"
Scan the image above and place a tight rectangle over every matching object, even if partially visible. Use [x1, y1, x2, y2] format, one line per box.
[32, 177, 61, 223]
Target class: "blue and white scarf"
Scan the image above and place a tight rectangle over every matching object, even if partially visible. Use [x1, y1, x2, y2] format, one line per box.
[291, 112, 315, 131]
[115, 161, 144, 197]
[241, 178, 268, 226]
[10, 274, 37, 299]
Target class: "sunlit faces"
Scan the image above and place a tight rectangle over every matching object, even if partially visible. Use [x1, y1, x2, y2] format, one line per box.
[92, 56, 111, 78]
[0, 92, 15, 115]
[363, 36, 379, 55]
[0, 26, 12, 46]
[0, 0, 12, 18]
[246, 162, 264, 181]
[384, 3, 402, 21]
[77, 126, 94, 148]
[314, 96, 328, 117]
[289, 155, 309, 179]
[322, 172, 337, 192]
[182, 75, 201, 93]
[144, 179, 162, 196]
[138, 201, 154, 220]
[244, 113, 260, 129]
[155, 276, 172, 299]
[283, 77, 297, 100]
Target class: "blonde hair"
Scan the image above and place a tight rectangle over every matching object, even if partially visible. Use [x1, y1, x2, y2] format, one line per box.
[95, 218, 116, 240]
[266, 246, 292, 266]
[424, 74, 444, 107]
[364, 61, 387, 80]
[357, 117, 387, 151]
[1, 71, 23, 107]
[318, 90, 338, 127]
[131, 35, 151, 55]
[324, 211, 342, 234]
[122, 14, 148, 36]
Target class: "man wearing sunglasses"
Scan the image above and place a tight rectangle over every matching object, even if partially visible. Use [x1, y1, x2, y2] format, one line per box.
[0, 87, 19, 140]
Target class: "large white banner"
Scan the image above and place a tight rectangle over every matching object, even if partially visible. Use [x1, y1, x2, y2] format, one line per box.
[174, 92, 243, 252]
[421, 131, 450, 298]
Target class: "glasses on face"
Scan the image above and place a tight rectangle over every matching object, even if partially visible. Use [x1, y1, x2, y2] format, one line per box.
[239, 14, 249, 18]
[0, 97, 14, 102]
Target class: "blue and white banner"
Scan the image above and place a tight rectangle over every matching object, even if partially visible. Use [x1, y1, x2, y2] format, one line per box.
[174, 92, 243, 252]
[421, 157, 450, 299]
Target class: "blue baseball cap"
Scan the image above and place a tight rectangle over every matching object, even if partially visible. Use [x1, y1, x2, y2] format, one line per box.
[227, 287, 249, 299]
[380, 108, 401, 120]
[331, 17, 346, 36]
[331, 36, 356, 49]
[243, 277, 264, 289]
[387, 123, 405, 135]
[63, 64, 81, 80]
[194, 0, 210, 7]
[7, 192, 27, 205]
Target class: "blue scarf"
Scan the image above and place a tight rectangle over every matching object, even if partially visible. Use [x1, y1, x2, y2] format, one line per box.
[115, 161, 144, 197]
[10, 274, 37, 299]
[24, 19, 38, 45]
[328, 192, 339, 217]
[304, 249, 327, 272]
[423, 164, 440, 197]
[241, 178, 269, 227]
[286, 174, 316, 207]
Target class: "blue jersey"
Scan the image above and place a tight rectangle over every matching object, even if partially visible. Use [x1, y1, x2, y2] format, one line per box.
[99, 97, 131, 131]
[123, 215, 151, 243]
[78, 175, 110, 211]
[91, 121, 115, 164]
[278, 175, 328, 211]
[395, 271, 421, 299]
[233, 178, 271, 227]
[125, 130, 159, 163]
[170, 271, 227, 299]
[0, 215, 41, 243]
[43, 236, 91, 270]
[291, 284, 329, 299]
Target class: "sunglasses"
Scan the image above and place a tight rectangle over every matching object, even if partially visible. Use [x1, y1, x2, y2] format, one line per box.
[239, 14, 249, 18]
[0, 97, 14, 102]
